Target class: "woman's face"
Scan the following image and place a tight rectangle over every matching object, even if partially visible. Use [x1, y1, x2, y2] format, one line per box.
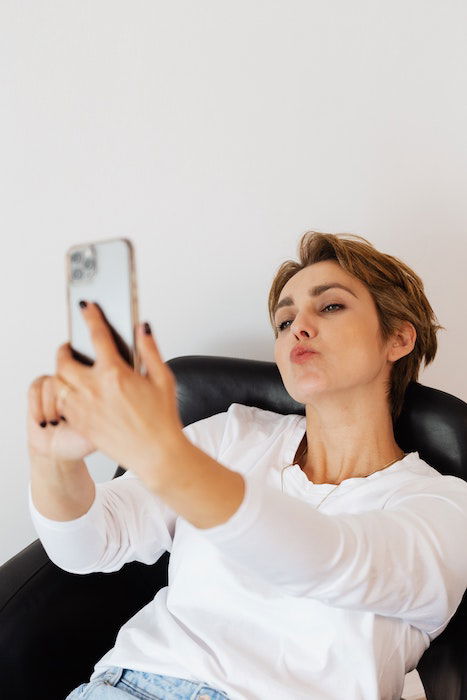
[273, 260, 393, 407]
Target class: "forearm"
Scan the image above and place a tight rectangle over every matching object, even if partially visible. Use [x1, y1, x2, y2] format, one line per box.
[151, 441, 341, 594]
[152, 435, 245, 529]
[29, 454, 96, 521]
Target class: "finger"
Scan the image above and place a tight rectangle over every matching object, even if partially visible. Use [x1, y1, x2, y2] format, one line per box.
[79, 301, 126, 367]
[52, 375, 75, 417]
[42, 376, 62, 425]
[56, 342, 88, 386]
[27, 376, 49, 427]
[136, 322, 169, 385]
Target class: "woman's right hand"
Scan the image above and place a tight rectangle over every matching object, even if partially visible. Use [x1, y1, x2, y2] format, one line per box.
[27, 375, 97, 463]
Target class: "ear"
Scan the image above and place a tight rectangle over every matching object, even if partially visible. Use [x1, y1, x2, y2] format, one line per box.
[387, 321, 417, 363]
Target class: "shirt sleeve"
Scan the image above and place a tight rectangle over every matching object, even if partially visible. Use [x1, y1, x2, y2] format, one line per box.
[28, 470, 177, 573]
[193, 466, 467, 637]
[29, 409, 230, 574]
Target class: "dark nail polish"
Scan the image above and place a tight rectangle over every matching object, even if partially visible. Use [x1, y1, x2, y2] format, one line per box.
[143, 322, 152, 335]
[50, 420, 59, 426]
[39, 420, 47, 428]
[79, 300, 87, 308]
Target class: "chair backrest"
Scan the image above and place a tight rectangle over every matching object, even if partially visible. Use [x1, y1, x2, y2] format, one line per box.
[115, 354, 467, 699]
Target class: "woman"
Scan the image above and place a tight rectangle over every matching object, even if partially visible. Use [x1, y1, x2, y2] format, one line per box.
[27, 231, 467, 700]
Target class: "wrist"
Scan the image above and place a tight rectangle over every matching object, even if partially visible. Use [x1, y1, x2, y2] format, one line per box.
[134, 430, 190, 492]
[29, 450, 85, 473]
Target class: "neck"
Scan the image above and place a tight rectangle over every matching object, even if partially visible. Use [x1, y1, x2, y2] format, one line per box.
[295, 394, 405, 485]
[294, 435, 405, 485]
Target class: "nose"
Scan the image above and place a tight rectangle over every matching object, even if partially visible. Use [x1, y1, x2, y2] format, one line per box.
[295, 329, 310, 338]
[290, 314, 317, 339]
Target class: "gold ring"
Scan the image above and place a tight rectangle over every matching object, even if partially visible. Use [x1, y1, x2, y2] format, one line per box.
[58, 385, 71, 405]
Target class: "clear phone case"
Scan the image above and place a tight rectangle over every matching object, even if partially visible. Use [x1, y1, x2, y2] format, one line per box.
[65, 237, 140, 372]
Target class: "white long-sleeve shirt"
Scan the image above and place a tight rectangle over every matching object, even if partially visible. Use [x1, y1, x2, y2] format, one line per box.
[29, 403, 467, 700]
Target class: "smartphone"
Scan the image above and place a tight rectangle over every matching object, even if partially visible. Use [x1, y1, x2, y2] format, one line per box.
[65, 238, 141, 371]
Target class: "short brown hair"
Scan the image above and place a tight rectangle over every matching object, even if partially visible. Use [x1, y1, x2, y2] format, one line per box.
[268, 230, 445, 423]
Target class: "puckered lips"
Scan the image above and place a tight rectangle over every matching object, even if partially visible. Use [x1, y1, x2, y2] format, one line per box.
[290, 345, 319, 363]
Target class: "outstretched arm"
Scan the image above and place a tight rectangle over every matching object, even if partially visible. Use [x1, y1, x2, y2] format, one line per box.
[154, 450, 467, 638]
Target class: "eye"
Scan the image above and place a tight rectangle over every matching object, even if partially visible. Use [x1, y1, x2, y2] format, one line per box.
[322, 303, 344, 313]
[275, 304, 344, 332]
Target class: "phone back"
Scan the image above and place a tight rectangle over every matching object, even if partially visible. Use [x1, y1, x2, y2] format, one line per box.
[66, 238, 140, 370]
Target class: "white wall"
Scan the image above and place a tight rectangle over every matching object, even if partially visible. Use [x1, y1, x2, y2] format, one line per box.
[2, 0, 466, 569]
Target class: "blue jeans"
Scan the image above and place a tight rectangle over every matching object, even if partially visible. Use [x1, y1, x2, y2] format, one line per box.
[65, 665, 231, 699]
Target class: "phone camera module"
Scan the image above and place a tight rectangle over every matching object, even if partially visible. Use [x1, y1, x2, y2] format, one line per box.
[70, 245, 97, 283]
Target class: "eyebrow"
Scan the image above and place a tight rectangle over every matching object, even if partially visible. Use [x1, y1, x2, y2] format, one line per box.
[274, 283, 358, 317]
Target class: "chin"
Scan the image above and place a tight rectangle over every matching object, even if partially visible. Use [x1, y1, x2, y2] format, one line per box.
[284, 380, 328, 406]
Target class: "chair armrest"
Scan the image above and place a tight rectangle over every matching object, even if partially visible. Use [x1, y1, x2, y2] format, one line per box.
[417, 591, 467, 700]
[0, 538, 169, 700]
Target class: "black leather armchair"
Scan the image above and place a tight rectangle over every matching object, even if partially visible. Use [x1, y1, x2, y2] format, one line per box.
[1, 355, 466, 700]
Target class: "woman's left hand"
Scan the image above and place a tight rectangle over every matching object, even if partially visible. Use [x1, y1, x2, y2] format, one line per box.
[53, 302, 186, 489]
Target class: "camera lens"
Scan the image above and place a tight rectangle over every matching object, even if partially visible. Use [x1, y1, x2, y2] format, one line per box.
[84, 258, 95, 269]
[71, 252, 82, 263]
[72, 269, 83, 280]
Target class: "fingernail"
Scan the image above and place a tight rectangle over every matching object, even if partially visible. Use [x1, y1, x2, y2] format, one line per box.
[79, 300, 87, 308]
[49, 420, 59, 426]
[60, 415, 67, 421]
[143, 322, 152, 335]
[39, 420, 47, 428]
